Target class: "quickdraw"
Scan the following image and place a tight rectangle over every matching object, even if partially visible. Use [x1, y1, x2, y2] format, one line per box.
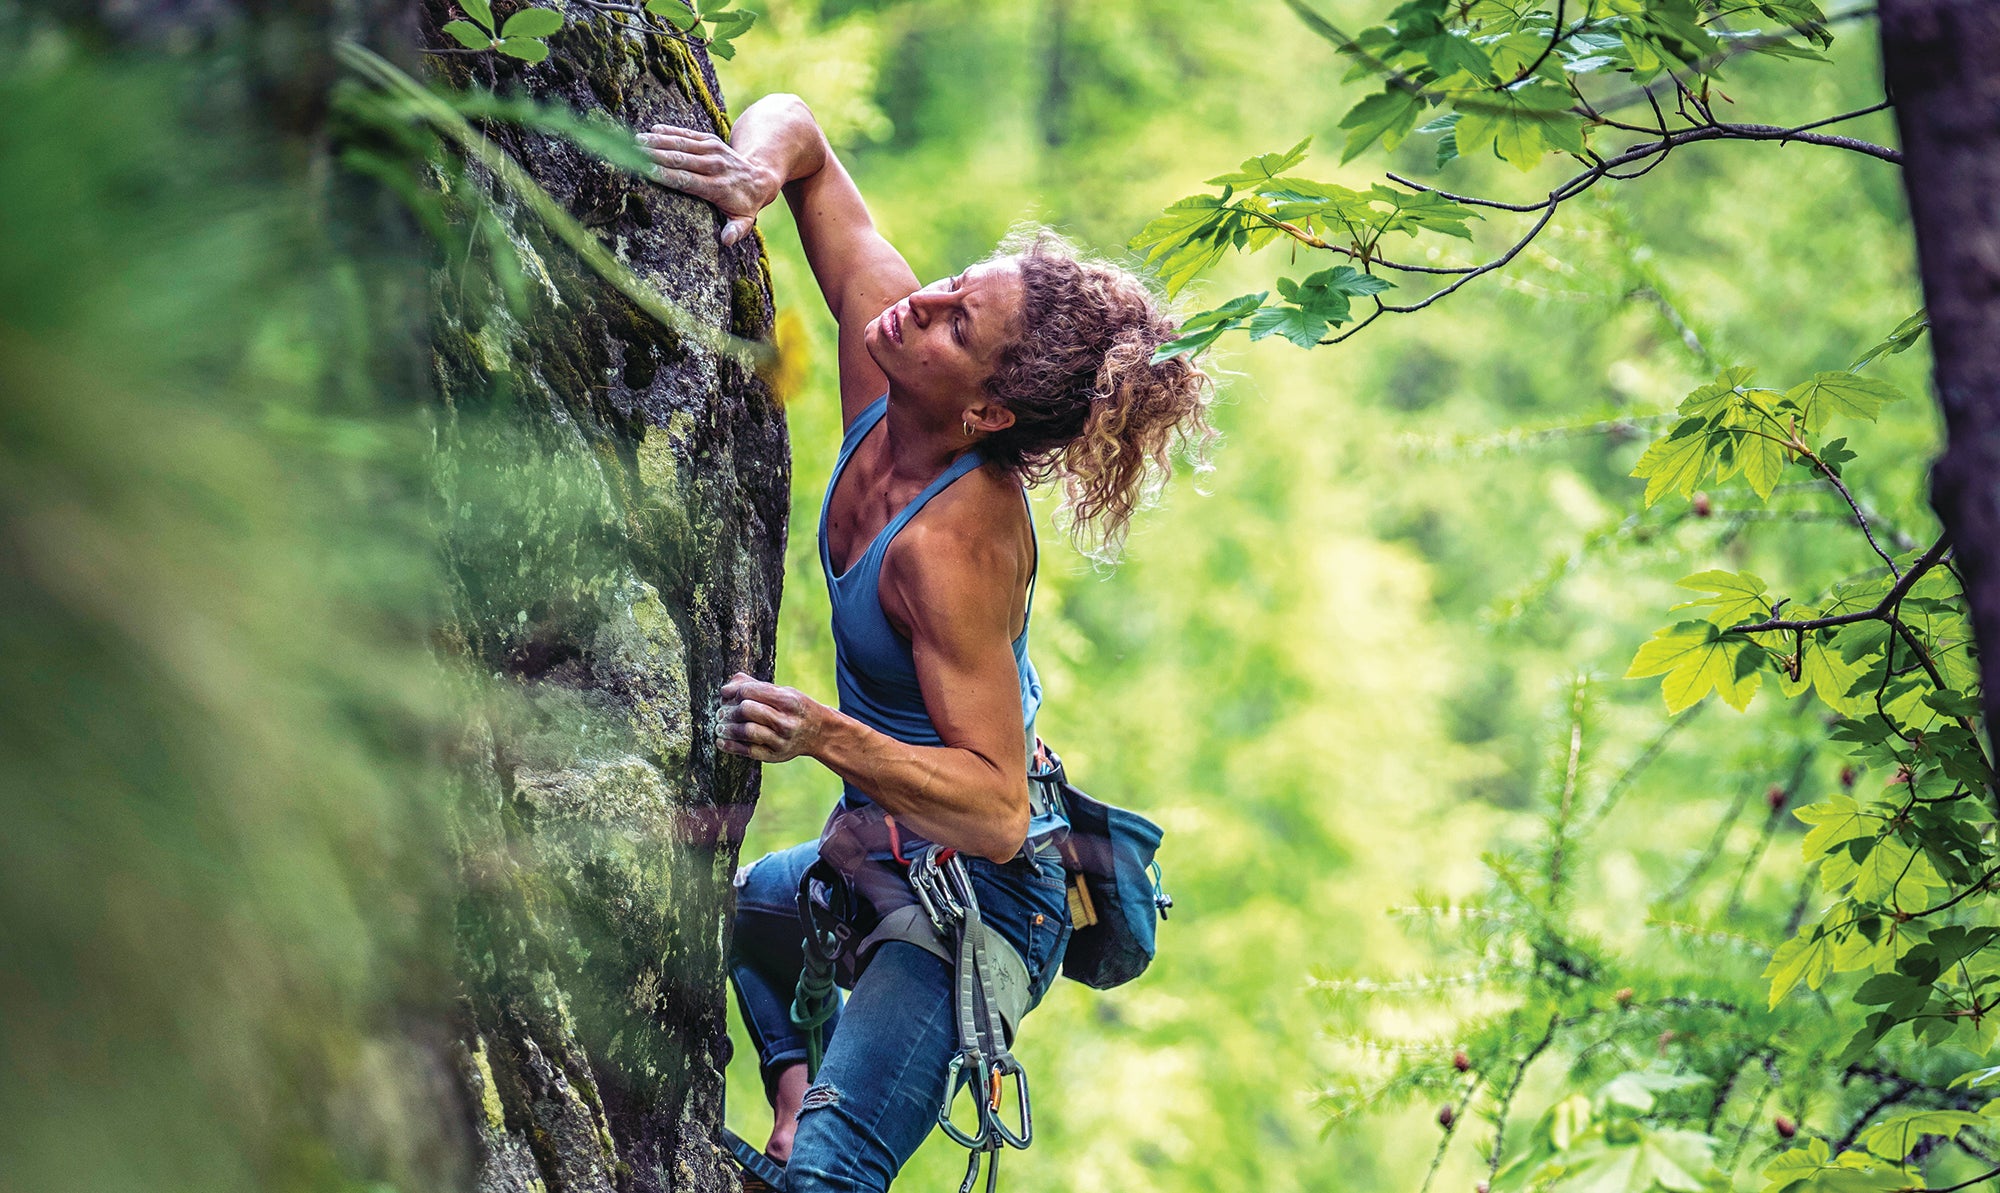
[907, 844, 1034, 1193]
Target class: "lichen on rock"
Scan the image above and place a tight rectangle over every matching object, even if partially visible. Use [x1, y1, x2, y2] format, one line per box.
[426, 6, 788, 1190]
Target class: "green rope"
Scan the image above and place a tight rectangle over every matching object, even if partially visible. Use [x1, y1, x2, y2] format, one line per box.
[789, 926, 840, 1079]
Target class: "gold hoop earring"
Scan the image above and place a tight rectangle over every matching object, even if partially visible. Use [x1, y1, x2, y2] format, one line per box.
[962, 421, 973, 437]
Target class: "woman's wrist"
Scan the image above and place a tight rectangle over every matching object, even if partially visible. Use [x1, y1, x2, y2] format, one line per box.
[734, 93, 824, 201]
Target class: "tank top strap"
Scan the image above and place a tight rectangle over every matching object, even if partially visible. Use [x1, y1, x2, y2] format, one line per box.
[836, 395, 890, 465]
[877, 447, 987, 552]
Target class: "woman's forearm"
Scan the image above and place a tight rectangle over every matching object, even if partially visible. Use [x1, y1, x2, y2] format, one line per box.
[806, 704, 1031, 864]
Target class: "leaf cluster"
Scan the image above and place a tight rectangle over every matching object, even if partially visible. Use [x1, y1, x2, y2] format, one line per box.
[443, 0, 565, 62]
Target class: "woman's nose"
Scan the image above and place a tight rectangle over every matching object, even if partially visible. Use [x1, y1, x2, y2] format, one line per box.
[906, 288, 952, 324]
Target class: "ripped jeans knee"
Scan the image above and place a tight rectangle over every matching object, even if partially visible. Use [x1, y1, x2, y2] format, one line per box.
[800, 1079, 842, 1114]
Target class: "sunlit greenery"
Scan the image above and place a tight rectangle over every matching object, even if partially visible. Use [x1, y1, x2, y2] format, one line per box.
[3, 0, 1980, 1191]
[718, 2, 1974, 1190]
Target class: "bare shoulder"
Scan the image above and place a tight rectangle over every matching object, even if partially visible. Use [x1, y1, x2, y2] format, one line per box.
[881, 463, 1033, 635]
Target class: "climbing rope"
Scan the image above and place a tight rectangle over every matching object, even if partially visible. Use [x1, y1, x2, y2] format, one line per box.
[791, 876, 844, 1079]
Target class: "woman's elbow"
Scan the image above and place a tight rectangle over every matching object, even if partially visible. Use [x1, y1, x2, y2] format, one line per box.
[979, 803, 1031, 865]
[760, 93, 816, 127]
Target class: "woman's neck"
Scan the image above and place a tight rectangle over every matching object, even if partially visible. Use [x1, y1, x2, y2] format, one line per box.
[880, 391, 979, 486]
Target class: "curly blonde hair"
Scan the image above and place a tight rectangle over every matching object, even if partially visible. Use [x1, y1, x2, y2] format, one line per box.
[980, 229, 1217, 561]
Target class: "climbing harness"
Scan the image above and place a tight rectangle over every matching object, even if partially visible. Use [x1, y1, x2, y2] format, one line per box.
[758, 750, 1169, 1193]
[908, 844, 1032, 1193]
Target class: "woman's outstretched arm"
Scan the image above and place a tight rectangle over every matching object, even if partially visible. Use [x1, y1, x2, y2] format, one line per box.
[641, 95, 918, 422]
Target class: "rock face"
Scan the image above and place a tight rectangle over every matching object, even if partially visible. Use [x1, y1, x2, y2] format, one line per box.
[425, 11, 788, 1192]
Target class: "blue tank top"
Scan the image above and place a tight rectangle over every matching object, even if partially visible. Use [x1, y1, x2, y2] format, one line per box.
[819, 396, 1059, 844]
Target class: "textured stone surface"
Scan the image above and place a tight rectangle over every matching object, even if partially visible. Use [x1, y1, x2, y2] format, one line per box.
[426, 8, 789, 1190]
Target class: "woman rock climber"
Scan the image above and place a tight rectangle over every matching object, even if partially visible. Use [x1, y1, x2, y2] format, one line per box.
[640, 94, 1212, 1192]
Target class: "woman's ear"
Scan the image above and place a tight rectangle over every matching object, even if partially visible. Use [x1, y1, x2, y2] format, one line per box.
[964, 402, 1015, 435]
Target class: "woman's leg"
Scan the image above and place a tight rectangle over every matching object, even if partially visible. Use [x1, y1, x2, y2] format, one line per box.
[780, 941, 958, 1193]
[728, 840, 836, 1159]
[783, 853, 1073, 1193]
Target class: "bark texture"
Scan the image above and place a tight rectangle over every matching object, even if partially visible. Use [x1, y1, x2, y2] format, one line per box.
[1879, 0, 2000, 748]
[424, 8, 788, 1192]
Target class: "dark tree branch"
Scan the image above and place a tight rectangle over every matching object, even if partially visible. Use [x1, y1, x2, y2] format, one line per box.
[1908, 864, 2000, 918]
[1726, 535, 1951, 634]
[1364, 109, 1901, 327]
[1837, 1074, 1923, 1153]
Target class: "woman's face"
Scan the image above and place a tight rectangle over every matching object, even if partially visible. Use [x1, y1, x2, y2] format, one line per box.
[865, 259, 1025, 418]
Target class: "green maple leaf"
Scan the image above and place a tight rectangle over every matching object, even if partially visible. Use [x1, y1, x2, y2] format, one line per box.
[1678, 366, 1760, 416]
[1206, 138, 1313, 186]
[1626, 621, 1763, 713]
[1786, 371, 1909, 432]
[1630, 417, 1714, 506]
[1795, 795, 1879, 861]
[1150, 292, 1267, 362]
[1762, 1138, 1909, 1193]
[1363, 184, 1478, 239]
[1454, 83, 1585, 171]
[1821, 834, 1943, 903]
[1670, 570, 1770, 626]
[1855, 1110, 1986, 1161]
[1734, 427, 1789, 498]
[1339, 86, 1424, 162]
[1763, 928, 1835, 1008]
[1130, 195, 1253, 296]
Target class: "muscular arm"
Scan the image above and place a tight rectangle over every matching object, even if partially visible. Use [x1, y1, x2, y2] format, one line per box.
[641, 94, 918, 423]
[717, 510, 1033, 863]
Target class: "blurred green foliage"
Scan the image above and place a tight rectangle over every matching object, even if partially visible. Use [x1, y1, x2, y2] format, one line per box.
[2, 0, 1979, 1191]
[714, 1, 1988, 1190]
[0, 16, 457, 1193]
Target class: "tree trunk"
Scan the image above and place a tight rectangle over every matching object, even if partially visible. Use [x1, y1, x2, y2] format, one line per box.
[424, 8, 788, 1192]
[1879, 0, 2000, 750]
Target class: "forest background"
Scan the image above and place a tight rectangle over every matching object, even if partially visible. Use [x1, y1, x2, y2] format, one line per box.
[0, 0, 1964, 1191]
[713, 1, 1940, 1190]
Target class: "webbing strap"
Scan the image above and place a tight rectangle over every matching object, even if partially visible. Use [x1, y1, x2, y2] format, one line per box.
[908, 846, 1033, 1192]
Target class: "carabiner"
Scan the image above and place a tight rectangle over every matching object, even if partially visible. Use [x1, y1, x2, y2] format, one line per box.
[985, 1054, 1033, 1149]
[939, 1051, 993, 1149]
[957, 1144, 1001, 1193]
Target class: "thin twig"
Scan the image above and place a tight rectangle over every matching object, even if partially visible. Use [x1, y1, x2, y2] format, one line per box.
[1807, 451, 1903, 576]
[1513, 0, 1566, 84]
[1486, 1016, 1562, 1182]
[1923, 1163, 2000, 1193]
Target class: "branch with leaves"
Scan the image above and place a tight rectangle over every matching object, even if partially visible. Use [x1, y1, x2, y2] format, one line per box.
[1135, 0, 1897, 361]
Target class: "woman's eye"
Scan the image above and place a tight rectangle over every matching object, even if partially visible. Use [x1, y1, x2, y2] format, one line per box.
[952, 317, 966, 346]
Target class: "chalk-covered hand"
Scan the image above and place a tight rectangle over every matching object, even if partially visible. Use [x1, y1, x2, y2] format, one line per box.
[717, 672, 824, 763]
[639, 124, 778, 247]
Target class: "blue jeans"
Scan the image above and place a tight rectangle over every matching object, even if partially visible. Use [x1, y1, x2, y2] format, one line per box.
[729, 839, 1072, 1193]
